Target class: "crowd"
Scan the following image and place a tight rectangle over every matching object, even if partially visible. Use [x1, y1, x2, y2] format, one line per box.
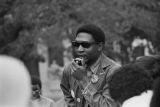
[0, 24, 159, 107]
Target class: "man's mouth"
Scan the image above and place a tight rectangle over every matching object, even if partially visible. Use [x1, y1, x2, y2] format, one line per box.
[79, 56, 88, 62]
[78, 55, 85, 58]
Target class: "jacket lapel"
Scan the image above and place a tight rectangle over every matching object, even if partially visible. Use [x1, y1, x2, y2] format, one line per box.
[91, 53, 111, 90]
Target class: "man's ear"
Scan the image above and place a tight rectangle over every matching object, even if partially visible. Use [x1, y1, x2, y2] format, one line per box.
[98, 42, 103, 51]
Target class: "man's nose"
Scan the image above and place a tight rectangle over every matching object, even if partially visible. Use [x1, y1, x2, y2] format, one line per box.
[77, 45, 85, 52]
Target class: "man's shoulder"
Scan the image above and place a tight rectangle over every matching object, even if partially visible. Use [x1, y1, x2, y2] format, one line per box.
[61, 62, 74, 80]
[101, 54, 121, 76]
[101, 53, 121, 67]
[63, 62, 72, 73]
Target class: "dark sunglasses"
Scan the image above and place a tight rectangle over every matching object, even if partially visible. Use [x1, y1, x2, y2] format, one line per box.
[72, 41, 99, 48]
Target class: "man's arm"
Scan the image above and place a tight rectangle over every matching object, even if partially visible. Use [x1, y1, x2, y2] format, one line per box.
[60, 65, 75, 107]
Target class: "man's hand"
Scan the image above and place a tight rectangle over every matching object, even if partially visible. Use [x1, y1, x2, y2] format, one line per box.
[71, 59, 87, 81]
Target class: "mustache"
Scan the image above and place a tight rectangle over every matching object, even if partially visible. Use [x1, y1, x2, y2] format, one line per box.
[73, 52, 87, 57]
[74, 54, 87, 58]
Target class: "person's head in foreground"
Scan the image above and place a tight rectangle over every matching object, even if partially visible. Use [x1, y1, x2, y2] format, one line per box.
[109, 64, 153, 107]
[72, 24, 105, 66]
[134, 55, 160, 80]
[0, 55, 31, 107]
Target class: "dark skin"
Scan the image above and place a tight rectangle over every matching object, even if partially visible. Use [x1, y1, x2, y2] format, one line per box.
[71, 32, 103, 88]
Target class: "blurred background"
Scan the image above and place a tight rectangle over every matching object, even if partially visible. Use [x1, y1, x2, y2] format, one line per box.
[0, 0, 160, 104]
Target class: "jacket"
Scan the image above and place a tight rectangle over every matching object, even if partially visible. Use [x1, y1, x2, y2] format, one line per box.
[60, 53, 121, 107]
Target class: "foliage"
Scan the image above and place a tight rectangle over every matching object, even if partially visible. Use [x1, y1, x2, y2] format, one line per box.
[0, 0, 160, 67]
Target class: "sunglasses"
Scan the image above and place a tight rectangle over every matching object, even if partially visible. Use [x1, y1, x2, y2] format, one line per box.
[72, 41, 99, 48]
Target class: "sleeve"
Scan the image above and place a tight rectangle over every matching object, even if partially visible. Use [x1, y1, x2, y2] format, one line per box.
[81, 65, 120, 107]
[60, 65, 75, 107]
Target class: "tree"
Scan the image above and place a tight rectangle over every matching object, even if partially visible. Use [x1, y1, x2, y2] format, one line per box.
[0, 0, 160, 67]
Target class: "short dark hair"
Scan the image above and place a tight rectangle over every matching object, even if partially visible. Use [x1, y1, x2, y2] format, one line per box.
[109, 64, 153, 104]
[31, 76, 42, 89]
[76, 24, 105, 44]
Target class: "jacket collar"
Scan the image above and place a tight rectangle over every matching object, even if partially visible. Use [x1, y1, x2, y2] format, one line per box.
[90, 53, 112, 74]
[101, 53, 112, 69]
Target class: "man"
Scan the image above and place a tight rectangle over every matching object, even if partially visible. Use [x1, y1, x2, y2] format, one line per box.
[30, 76, 56, 107]
[0, 55, 31, 107]
[60, 24, 121, 107]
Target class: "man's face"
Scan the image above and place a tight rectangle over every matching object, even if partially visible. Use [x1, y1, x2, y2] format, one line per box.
[72, 32, 102, 65]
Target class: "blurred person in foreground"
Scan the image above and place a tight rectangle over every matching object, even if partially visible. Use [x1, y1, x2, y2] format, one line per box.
[60, 24, 121, 107]
[134, 55, 160, 80]
[133, 55, 160, 107]
[109, 64, 153, 107]
[0, 55, 31, 107]
[29, 76, 56, 107]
